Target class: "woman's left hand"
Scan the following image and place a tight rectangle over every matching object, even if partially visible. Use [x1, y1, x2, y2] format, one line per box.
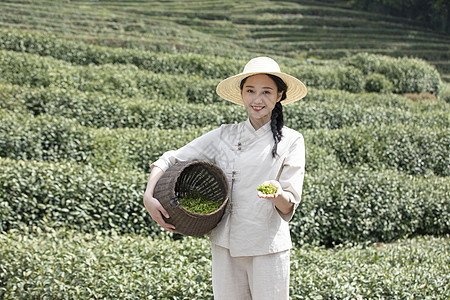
[257, 180, 294, 215]
[257, 180, 283, 199]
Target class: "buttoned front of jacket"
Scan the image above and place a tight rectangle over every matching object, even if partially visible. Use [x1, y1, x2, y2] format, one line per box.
[152, 119, 305, 257]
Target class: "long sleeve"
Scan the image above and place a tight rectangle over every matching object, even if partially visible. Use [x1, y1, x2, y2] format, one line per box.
[276, 131, 305, 222]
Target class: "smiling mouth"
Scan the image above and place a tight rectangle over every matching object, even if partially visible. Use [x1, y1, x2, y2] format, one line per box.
[251, 106, 264, 111]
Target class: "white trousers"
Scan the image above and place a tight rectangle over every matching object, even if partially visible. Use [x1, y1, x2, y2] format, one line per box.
[211, 243, 290, 300]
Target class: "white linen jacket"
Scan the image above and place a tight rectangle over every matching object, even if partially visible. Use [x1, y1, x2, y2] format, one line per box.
[152, 119, 305, 257]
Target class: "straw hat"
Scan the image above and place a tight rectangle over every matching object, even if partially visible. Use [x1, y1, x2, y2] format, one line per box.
[216, 56, 307, 105]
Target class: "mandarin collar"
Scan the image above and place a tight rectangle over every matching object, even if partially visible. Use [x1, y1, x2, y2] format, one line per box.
[241, 119, 272, 142]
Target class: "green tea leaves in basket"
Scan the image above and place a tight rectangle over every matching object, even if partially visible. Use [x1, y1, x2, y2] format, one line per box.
[257, 183, 278, 195]
[179, 191, 222, 214]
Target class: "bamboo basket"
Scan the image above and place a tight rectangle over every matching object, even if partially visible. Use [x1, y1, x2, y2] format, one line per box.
[153, 161, 229, 237]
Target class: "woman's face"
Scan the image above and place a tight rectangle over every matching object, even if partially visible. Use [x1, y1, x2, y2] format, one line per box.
[241, 74, 283, 129]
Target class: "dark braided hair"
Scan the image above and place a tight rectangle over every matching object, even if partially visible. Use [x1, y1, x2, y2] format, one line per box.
[240, 74, 287, 158]
[270, 101, 284, 158]
[267, 74, 287, 158]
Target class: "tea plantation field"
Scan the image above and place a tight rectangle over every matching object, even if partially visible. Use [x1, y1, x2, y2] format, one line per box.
[0, 0, 449, 298]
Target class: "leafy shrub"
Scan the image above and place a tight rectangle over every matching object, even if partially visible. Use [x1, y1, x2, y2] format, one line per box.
[12, 86, 245, 129]
[304, 87, 450, 118]
[3, 84, 448, 133]
[290, 235, 450, 298]
[303, 141, 341, 173]
[0, 29, 244, 78]
[309, 124, 449, 176]
[0, 110, 94, 163]
[0, 228, 448, 299]
[0, 84, 26, 112]
[439, 82, 450, 103]
[288, 65, 364, 93]
[286, 99, 449, 130]
[0, 158, 157, 235]
[0, 109, 214, 172]
[292, 167, 450, 246]
[2, 109, 448, 177]
[0, 228, 214, 299]
[336, 65, 365, 93]
[1, 157, 448, 246]
[87, 126, 213, 172]
[305, 87, 407, 107]
[346, 53, 442, 95]
[364, 73, 393, 93]
[0, 50, 221, 104]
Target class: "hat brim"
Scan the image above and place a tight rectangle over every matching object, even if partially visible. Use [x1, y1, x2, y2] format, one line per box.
[216, 72, 307, 106]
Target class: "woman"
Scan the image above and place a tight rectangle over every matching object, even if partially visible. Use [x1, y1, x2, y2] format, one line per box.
[143, 56, 307, 299]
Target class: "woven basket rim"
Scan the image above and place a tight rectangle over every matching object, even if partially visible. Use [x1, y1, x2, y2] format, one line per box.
[153, 160, 230, 236]
[173, 161, 229, 216]
[175, 195, 229, 217]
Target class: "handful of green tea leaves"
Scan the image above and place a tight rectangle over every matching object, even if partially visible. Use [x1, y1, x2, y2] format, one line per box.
[257, 183, 278, 195]
[179, 191, 222, 214]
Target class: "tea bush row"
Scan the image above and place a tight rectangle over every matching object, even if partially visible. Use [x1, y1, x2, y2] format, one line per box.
[238, 4, 433, 29]
[2, 86, 246, 129]
[249, 24, 442, 41]
[232, 13, 387, 28]
[294, 166, 450, 246]
[0, 224, 449, 298]
[0, 16, 245, 57]
[0, 47, 442, 97]
[286, 101, 449, 131]
[1, 157, 448, 245]
[2, 109, 448, 176]
[1, 109, 447, 176]
[297, 54, 442, 95]
[308, 124, 449, 176]
[0, 29, 369, 93]
[0, 109, 212, 172]
[2, 84, 448, 132]
[346, 53, 442, 95]
[0, 29, 244, 78]
[0, 158, 158, 236]
[306, 87, 450, 111]
[0, 110, 94, 164]
[289, 235, 450, 298]
[289, 64, 366, 93]
[0, 50, 220, 104]
[86, 126, 213, 172]
[0, 228, 213, 299]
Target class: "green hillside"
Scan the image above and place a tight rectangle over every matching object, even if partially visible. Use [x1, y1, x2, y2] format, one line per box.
[0, 0, 449, 298]
[0, 0, 449, 80]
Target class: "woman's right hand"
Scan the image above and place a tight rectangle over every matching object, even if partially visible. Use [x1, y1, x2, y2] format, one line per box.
[143, 193, 176, 233]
